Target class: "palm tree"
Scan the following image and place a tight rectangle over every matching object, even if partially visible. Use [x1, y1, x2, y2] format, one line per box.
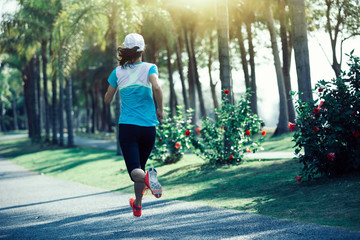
[0, 6, 42, 142]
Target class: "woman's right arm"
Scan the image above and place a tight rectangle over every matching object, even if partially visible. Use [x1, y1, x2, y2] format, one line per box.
[104, 85, 117, 104]
[149, 74, 164, 121]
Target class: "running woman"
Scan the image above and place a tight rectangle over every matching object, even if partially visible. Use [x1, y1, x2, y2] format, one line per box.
[104, 33, 164, 217]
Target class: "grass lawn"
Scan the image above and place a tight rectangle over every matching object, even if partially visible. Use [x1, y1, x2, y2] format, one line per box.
[0, 137, 359, 232]
[261, 132, 296, 152]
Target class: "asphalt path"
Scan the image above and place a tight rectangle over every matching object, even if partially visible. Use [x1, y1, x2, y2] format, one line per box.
[1, 134, 360, 239]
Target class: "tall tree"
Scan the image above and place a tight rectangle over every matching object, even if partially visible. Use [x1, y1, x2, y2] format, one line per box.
[264, 3, 289, 135]
[0, 5, 42, 141]
[289, 0, 313, 102]
[278, 0, 296, 122]
[216, 0, 232, 103]
[245, 11, 258, 114]
[65, 75, 74, 147]
[216, 0, 233, 158]
[208, 32, 219, 111]
[175, 36, 189, 109]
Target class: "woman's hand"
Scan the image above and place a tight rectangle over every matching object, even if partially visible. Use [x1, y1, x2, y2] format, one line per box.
[156, 110, 164, 123]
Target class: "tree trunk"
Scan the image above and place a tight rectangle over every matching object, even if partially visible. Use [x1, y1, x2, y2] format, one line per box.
[245, 18, 258, 114]
[208, 33, 219, 111]
[0, 98, 6, 132]
[175, 36, 188, 110]
[109, 0, 121, 155]
[85, 88, 90, 133]
[237, 22, 251, 90]
[216, 0, 233, 158]
[41, 39, 50, 142]
[190, 31, 207, 118]
[265, 4, 289, 135]
[279, 0, 296, 123]
[50, 34, 58, 144]
[166, 42, 177, 117]
[289, 0, 313, 102]
[12, 97, 18, 130]
[65, 76, 74, 147]
[90, 88, 96, 134]
[59, 59, 64, 146]
[23, 99, 28, 130]
[23, 57, 41, 142]
[216, 0, 232, 102]
[35, 56, 42, 138]
[184, 28, 197, 120]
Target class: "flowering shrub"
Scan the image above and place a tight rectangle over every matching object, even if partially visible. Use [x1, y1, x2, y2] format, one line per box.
[150, 106, 193, 164]
[189, 90, 265, 165]
[292, 52, 360, 180]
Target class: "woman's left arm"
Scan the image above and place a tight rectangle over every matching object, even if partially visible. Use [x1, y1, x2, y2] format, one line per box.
[104, 85, 117, 104]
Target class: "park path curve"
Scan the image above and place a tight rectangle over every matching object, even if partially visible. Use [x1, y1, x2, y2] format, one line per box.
[1, 134, 360, 239]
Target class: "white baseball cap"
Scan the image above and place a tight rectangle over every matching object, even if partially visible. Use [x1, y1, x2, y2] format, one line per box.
[123, 33, 145, 52]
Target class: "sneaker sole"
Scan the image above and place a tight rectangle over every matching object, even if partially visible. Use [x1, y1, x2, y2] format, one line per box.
[147, 169, 162, 198]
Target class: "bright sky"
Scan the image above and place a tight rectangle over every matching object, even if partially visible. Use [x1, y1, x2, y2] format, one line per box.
[1, 0, 359, 127]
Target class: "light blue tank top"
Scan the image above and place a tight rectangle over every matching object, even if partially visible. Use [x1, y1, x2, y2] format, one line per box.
[107, 62, 159, 127]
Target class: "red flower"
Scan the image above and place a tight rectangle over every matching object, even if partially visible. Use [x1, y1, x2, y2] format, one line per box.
[262, 131, 266, 136]
[229, 154, 234, 160]
[175, 142, 181, 149]
[318, 87, 323, 92]
[246, 149, 251, 153]
[196, 127, 201, 134]
[158, 138, 162, 142]
[245, 130, 251, 136]
[185, 130, 191, 136]
[313, 126, 319, 132]
[318, 101, 324, 109]
[224, 89, 230, 95]
[288, 122, 296, 132]
[295, 175, 302, 182]
[353, 130, 360, 138]
[327, 152, 335, 162]
[314, 107, 320, 115]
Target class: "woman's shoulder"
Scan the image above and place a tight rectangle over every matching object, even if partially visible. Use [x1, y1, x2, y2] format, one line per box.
[142, 62, 157, 67]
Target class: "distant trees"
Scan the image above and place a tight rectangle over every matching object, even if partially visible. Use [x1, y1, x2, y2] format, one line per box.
[1, 0, 359, 143]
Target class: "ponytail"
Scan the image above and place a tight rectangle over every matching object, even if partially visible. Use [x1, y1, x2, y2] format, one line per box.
[117, 46, 142, 67]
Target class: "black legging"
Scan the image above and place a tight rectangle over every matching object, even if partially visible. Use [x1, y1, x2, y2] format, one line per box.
[118, 124, 156, 181]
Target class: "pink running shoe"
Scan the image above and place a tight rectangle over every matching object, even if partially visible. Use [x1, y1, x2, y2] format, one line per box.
[145, 168, 162, 198]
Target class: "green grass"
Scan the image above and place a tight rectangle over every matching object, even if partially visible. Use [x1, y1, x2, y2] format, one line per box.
[261, 132, 296, 152]
[76, 131, 116, 141]
[0, 137, 359, 232]
[0, 130, 27, 136]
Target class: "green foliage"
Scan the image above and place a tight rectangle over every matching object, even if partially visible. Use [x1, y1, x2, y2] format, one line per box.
[292, 52, 360, 180]
[190, 90, 265, 165]
[150, 106, 194, 164]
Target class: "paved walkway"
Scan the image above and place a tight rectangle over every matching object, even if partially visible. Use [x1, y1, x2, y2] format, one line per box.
[1, 134, 360, 239]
